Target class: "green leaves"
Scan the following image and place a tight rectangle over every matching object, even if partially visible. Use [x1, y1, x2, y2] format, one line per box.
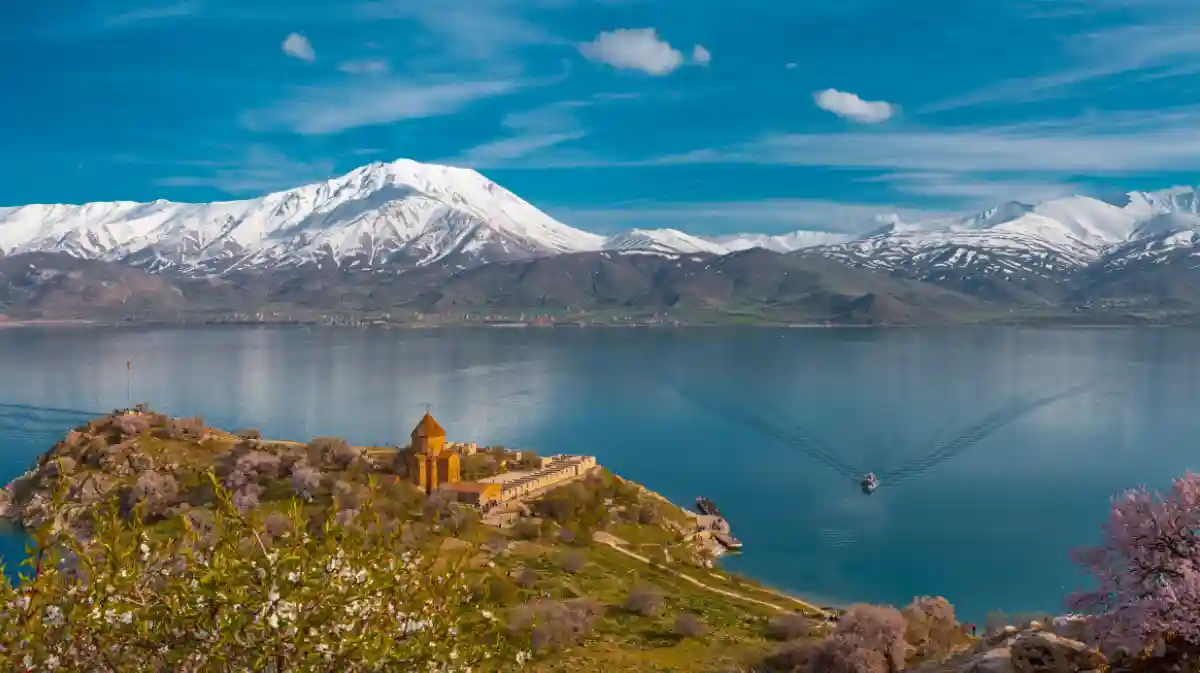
[0, 470, 524, 672]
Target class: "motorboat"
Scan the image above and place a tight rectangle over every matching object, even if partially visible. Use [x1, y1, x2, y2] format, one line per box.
[860, 472, 879, 494]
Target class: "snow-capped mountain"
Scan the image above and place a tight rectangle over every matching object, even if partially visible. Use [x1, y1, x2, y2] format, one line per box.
[808, 190, 1200, 295]
[6, 157, 1200, 302]
[601, 229, 728, 256]
[0, 159, 606, 275]
[0, 159, 854, 274]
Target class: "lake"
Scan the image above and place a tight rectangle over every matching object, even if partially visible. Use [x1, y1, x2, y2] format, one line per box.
[2, 325, 1198, 622]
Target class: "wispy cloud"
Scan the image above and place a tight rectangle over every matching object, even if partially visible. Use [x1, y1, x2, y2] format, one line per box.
[244, 78, 525, 135]
[580, 28, 700, 76]
[926, 0, 1200, 112]
[447, 100, 591, 168]
[654, 106, 1200, 174]
[338, 59, 389, 74]
[101, 2, 203, 29]
[813, 89, 896, 124]
[862, 172, 1082, 206]
[356, 0, 565, 66]
[544, 199, 952, 236]
[282, 33, 316, 62]
[692, 45, 712, 67]
[157, 147, 335, 196]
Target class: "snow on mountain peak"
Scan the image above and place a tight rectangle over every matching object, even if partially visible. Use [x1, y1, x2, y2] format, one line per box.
[0, 158, 605, 274]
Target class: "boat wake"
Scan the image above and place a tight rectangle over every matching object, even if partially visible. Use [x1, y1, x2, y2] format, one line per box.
[672, 379, 1100, 494]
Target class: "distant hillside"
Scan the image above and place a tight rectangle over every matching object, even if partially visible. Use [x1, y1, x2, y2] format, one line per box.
[0, 249, 1007, 326]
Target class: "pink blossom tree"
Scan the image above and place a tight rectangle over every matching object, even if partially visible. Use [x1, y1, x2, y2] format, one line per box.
[1068, 471, 1200, 659]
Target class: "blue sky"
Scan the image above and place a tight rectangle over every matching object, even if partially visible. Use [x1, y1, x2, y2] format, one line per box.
[4, 0, 1200, 234]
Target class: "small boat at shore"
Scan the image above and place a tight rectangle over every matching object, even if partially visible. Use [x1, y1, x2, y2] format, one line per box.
[696, 496, 722, 517]
[713, 532, 743, 551]
[860, 473, 879, 495]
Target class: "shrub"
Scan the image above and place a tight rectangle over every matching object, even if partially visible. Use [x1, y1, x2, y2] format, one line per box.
[560, 550, 586, 574]
[636, 502, 659, 525]
[262, 511, 294, 539]
[461, 453, 499, 480]
[809, 633, 889, 673]
[127, 471, 181, 519]
[0, 474, 523, 670]
[761, 639, 818, 672]
[235, 428, 262, 440]
[223, 450, 282, 488]
[306, 437, 358, 470]
[289, 463, 322, 501]
[675, 612, 707, 638]
[484, 533, 509, 556]
[168, 416, 205, 440]
[625, 583, 664, 617]
[483, 575, 520, 605]
[767, 612, 815, 641]
[832, 604, 907, 672]
[515, 567, 539, 589]
[513, 518, 541, 540]
[507, 598, 602, 652]
[1068, 471, 1200, 659]
[557, 526, 577, 545]
[230, 483, 263, 513]
[113, 414, 151, 438]
[902, 596, 957, 654]
[332, 480, 363, 510]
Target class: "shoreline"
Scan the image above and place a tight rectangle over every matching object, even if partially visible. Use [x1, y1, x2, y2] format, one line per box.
[0, 319, 1188, 331]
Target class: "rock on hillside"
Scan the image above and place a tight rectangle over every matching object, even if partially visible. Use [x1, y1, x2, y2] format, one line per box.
[905, 619, 1105, 673]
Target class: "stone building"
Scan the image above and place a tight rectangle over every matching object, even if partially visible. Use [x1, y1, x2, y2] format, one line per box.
[403, 412, 461, 494]
[481, 454, 598, 502]
[439, 481, 502, 507]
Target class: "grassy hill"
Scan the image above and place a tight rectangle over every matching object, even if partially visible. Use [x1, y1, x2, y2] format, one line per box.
[0, 408, 976, 672]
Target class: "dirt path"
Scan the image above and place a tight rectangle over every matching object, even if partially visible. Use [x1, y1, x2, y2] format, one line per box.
[592, 531, 827, 618]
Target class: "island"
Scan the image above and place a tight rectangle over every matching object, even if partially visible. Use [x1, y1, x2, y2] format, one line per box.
[0, 407, 1124, 672]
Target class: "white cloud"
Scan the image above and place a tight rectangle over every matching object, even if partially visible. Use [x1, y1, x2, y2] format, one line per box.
[338, 59, 389, 74]
[813, 89, 895, 124]
[245, 78, 523, 135]
[282, 33, 316, 62]
[157, 146, 334, 195]
[579, 28, 685, 76]
[692, 45, 712, 66]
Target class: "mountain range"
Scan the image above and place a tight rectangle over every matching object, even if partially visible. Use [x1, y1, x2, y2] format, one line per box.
[3, 159, 1200, 325]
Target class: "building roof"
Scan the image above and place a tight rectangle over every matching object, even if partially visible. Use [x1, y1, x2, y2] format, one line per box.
[411, 411, 446, 439]
[439, 481, 500, 494]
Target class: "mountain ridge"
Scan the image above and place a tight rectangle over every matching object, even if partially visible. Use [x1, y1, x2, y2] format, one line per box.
[5, 158, 1200, 323]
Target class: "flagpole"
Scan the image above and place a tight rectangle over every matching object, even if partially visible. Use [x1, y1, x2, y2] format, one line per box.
[126, 358, 132, 409]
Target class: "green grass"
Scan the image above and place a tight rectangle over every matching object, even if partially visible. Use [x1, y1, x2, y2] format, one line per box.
[24, 417, 963, 673]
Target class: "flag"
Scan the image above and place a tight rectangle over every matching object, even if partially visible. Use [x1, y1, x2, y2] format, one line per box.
[126, 358, 131, 372]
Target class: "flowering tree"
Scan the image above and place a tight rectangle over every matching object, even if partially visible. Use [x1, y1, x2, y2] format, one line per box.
[1, 469, 525, 672]
[1068, 471, 1200, 659]
[822, 604, 908, 673]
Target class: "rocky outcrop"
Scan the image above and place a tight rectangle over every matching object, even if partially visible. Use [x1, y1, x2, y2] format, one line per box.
[907, 623, 1106, 673]
[1011, 632, 1106, 672]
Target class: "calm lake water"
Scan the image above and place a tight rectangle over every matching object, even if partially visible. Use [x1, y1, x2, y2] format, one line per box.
[2, 326, 1198, 621]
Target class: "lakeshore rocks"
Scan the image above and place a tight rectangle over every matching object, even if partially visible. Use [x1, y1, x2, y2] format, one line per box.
[1011, 632, 1106, 673]
[939, 626, 1106, 673]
